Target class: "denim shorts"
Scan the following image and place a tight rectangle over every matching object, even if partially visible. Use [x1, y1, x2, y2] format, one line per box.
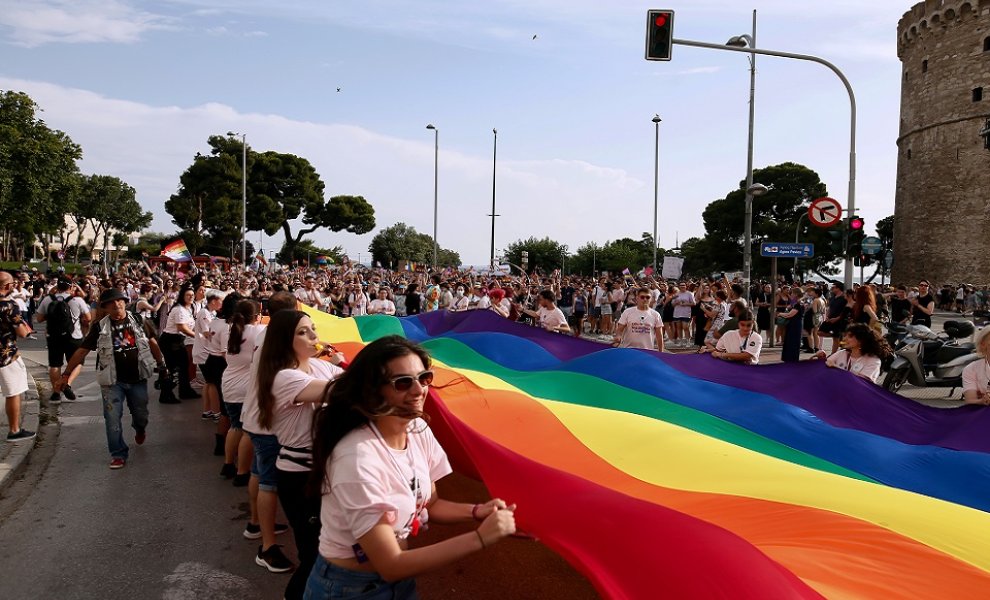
[248, 432, 280, 492]
[304, 555, 418, 600]
[225, 401, 244, 429]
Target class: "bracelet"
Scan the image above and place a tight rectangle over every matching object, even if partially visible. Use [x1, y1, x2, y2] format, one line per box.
[471, 504, 483, 521]
[475, 529, 487, 549]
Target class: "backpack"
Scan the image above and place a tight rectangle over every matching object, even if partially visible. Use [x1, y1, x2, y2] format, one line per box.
[47, 294, 76, 339]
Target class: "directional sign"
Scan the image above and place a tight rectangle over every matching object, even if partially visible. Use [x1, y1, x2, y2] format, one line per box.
[808, 197, 843, 227]
[761, 242, 814, 258]
[862, 236, 882, 255]
[56, 249, 65, 261]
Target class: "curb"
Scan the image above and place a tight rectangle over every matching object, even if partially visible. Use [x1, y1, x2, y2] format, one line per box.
[0, 361, 42, 491]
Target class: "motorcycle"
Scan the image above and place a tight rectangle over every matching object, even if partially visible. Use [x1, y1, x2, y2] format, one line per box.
[882, 320, 979, 393]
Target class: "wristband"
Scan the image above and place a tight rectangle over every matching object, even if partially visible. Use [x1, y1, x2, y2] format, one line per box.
[475, 529, 487, 549]
[471, 504, 483, 521]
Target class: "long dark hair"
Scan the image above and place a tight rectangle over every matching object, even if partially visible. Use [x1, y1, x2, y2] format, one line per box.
[845, 323, 892, 359]
[255, 310, 308, 430]
[228, 299, 260, 355]
[309, 336, 432, 493]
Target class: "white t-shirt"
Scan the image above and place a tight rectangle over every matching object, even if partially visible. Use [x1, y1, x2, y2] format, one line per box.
[271, 358, 345, 472]
[617, 307, 664, 349]
[672, 292, 695, 319]
[368, 299, 395, 315]
[349, 292, 369, 316]
[205, 317, 229, 357]
[37, 293, 90, 340]
[715, 329, 763, 365]
[537, 306, 568, 331]
[452, 295, 470, 311]
[319, 420, 452, 559]
[191, 308, 215, 364]
[295, 286, 323, 307]
[222, 323, 263, 404]
[163, 305, 194, 335]
[240, 327, 270, 435]
[961, 359, 989, 397]
[825, 349, 882, 383]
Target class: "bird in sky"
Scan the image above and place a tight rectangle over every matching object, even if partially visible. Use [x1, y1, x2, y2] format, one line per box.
[336, 87, 341, 92]
[532, 34, 538, 40]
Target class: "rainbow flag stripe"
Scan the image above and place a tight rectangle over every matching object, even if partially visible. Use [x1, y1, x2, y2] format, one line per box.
[161, 239, 192, 262]
[307, 308, 990, 599]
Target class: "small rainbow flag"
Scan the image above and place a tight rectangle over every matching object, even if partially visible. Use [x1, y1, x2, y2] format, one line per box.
[161, 239, 192, 262]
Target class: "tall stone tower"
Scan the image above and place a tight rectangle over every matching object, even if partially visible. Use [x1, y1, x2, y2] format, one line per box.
[894, 0, 990, 285]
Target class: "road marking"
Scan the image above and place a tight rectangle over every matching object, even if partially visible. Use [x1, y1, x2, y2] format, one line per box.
[163, 562, 257, 600]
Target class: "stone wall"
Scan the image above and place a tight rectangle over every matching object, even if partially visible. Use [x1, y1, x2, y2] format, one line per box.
[893, 0, 990, 284]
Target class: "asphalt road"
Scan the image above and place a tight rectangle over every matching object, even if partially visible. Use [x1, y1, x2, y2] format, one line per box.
[0, 333, 598, 600]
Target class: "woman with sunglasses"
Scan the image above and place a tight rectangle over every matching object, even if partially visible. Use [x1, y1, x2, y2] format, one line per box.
[814, 323, 890, 383]
[306, 336, 517, 600]
[256, 310, 346, 599]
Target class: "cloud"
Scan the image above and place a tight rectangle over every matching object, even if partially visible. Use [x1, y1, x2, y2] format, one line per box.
[0, 0, 170, 46]
[0, 76, 648, 264]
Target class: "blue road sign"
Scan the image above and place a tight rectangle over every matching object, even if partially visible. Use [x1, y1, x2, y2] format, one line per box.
[861, 236, 882, 255]
[760, 242, 814, 258]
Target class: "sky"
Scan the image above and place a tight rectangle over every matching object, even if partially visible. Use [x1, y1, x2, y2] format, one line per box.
[0, 0, 911, 265]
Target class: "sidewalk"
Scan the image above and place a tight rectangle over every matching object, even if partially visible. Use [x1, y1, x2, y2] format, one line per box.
[0, 348, 45, 490]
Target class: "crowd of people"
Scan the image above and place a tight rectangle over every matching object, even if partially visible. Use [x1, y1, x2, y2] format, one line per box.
[1, 257, 988, 598]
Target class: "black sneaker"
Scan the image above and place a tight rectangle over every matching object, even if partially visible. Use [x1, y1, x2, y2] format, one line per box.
[62, 386, 76, 401]
[232, 473, 250, 487]
[243, 522, 290, 540]
[7, 429, 36, 443]
[255, 544, 294, 573]
[49, 392, 61, 405]
[219, 463, 236, 479]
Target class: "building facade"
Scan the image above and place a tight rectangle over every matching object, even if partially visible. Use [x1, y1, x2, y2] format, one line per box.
[894, 0, 990, 284]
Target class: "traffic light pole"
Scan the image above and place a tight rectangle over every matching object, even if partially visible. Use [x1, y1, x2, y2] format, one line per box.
[673, 37, 857, 289]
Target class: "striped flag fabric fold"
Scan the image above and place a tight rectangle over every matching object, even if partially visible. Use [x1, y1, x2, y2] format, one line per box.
[160, 239, 192, 262]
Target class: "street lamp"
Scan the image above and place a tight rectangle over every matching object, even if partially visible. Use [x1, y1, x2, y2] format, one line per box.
[227, 131, 247, 265]
[489, 128, 499, 272]
[425, 124, 439, 270]
[652, 114, 662, 276]
[727, 10, 758, 290]
[743, 182, 768, 285]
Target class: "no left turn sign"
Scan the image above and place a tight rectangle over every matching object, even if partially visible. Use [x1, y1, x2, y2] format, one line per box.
[808, 197, 843, 227]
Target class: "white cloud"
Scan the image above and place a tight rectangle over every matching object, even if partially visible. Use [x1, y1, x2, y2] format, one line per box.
[0, 0, 170, 46]
[0, 76, 648, 264]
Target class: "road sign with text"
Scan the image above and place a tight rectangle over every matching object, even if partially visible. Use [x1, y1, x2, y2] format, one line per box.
[761, 242, 814, 258]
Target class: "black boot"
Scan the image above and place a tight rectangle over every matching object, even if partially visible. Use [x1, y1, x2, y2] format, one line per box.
[213, 433, 225, 457]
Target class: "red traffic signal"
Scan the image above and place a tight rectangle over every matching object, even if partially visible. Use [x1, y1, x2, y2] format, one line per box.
[645, 10, 674, 61]
[849, 216, 864, 230]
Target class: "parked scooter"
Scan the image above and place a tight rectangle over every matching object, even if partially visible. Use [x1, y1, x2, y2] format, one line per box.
[882, 321, 979, 393]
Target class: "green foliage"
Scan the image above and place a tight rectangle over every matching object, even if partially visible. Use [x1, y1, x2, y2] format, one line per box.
[875, 215, 894, 249]
[568, 234, 658, 276]
[368, 223, 460, 269]
[691, 162, 837, 278]
[0, 90, 83, 258]
[282, 238, 345, 265]
[167, 135, 377, 259]
[69, 174, 151, 265]
[503, 237, 568, 274]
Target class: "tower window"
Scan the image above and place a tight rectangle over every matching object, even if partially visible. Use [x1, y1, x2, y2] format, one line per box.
[904, 70, 909, 82]
[922, 59, 928, 72]
[907, 148, 912, 159]
[974, 87, 984, 102]
[984, 36, 990, 52]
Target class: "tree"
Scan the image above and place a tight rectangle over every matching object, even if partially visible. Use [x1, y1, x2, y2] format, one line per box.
[368, 223, 460, 269]
[874, 214, 895, 282]
[503, 237, 568, 274]
[0, 90, 82, 260]
[698, 162, 837, 279]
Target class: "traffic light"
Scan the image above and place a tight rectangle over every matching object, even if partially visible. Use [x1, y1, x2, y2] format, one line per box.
[828, 223, 846, 254]
[645, 10, 674, 61]
[847, 216, 865, 257]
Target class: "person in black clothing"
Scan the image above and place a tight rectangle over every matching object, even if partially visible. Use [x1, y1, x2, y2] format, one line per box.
[817, 283, 848, 354]
[888, 285, 912, 324]
[910, 280, 936, 327]
[778, 288, 806, 363]
[404, 283, 422, 316]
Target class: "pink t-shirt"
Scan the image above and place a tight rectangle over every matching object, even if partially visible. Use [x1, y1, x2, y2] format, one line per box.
[318, 420, 452, 559]
[240, 327, 269, 435]
[272, 358, 345, 472]
[221, 323, 262, 404]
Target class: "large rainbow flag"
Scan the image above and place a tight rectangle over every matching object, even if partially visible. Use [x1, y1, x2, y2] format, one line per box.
[307, 307, 990, 599]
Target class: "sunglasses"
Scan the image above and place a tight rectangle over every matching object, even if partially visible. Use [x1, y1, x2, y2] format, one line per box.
[388, 370, 434, 392]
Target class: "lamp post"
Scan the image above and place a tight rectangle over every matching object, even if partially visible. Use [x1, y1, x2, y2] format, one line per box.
[425, 124, 439, 270]
[794, 211, 808, 278]
[651, 114, 662, 276]
[674, 33, 857, 288]
[726, 10, 758, 288]
[743, 182, 768, 285]
[227, 131, 248, 265]
[489, 128, 499, 272]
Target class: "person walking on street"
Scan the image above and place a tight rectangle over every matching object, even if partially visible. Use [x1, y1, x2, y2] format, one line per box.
[0, 271, 35, 442]
[57, 289, 166, 469]
[36, 278, 91, 403]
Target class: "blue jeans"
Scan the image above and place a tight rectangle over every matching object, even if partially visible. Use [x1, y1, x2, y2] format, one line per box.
[249, 432, 280, 492]
[102, 380, 149, 459]
[304, 555, 418, 600]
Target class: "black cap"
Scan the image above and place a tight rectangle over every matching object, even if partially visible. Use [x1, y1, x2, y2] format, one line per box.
[99, 288, 128, 307]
